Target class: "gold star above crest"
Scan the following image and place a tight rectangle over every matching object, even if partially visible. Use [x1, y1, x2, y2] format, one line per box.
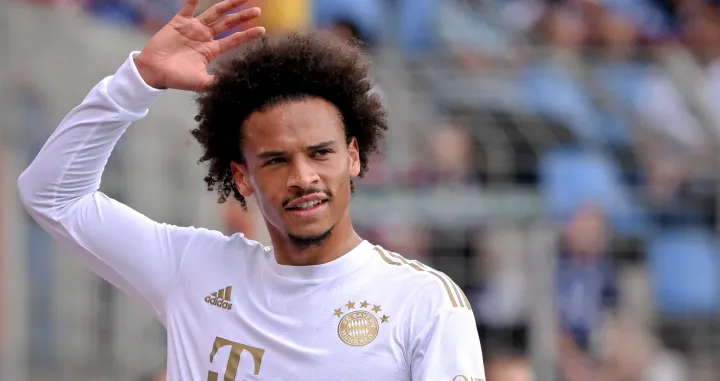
[333, 308, 343, 318]
[360, 300, 370, 308]
[372, 305, 382, 314]
[380, 315, 389, 323]
[345, 301, 356, 310]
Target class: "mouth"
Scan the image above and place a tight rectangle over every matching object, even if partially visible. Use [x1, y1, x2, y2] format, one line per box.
[285, 199, 329, 219]
[285, 199, 328, 211]
[284, 192, 330, 210]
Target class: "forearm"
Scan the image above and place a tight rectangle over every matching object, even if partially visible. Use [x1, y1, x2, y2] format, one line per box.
[18, 52, 163, 215]
[15, 54, 200, 319]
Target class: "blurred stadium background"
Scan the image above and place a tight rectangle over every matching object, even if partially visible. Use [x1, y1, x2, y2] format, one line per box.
[3, 0, 720, 380]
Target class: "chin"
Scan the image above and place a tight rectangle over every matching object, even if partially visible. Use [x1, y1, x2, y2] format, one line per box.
[287, 226, 331, 240]
[287, 224, 334, 249]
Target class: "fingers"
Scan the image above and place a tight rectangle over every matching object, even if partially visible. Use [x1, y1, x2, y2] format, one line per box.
[198, 0, 248, 25]
[213, 26, 265, 55]
[177, 0, 200, 18]
[209, 7, 261, 36]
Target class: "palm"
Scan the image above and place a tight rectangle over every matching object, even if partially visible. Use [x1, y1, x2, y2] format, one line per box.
[136, 0, 264, 92]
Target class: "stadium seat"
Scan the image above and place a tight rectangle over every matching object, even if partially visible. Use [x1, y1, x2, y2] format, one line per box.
[591, 62, 651, 146]
[539, 147, 648, 235]
[312, 0, 386, 46]
[647, 228, 720, 317]
[85, 0, 143, 26]
[441, 105, 579, 186]
[593, 62, 649, 109]
[395, 0, 439, 58]
[521, 61, 606, 145]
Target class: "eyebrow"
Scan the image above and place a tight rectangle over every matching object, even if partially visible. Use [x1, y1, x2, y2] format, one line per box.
[256, 140, 336, 160]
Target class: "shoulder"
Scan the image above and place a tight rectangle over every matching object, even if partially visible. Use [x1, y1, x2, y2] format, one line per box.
[180, 226, 261, 249]
[369, 245, 472, 312]
[177, 227, 267, 268]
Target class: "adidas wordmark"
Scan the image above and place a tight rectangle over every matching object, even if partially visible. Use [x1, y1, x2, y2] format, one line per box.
[205, 286, 233, 311]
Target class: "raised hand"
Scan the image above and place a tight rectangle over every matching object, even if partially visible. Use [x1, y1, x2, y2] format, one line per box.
[135, 0, 265, 92]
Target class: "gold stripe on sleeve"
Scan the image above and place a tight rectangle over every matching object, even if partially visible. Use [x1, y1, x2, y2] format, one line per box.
[448, 277, 468, 309]
[373, 247, 401, 266]
[402, 253, 472, 311]
[425, 269, 459, 308]
[377, 248, 458, 308]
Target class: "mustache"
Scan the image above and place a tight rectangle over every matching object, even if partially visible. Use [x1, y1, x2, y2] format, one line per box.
[282, 188, 332, 208]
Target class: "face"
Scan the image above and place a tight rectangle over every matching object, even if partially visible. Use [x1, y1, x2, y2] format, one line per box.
[487, 358, 533, 381]
[231, 97, 360, 246]
[564, 206, 607, 257]
[430, 123, 472, 176]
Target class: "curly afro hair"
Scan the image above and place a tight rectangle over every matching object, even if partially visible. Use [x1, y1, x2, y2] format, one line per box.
[192, 31, 388, 210]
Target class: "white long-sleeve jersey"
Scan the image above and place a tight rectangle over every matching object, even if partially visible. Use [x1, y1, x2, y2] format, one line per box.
[17, 52, 486, 381]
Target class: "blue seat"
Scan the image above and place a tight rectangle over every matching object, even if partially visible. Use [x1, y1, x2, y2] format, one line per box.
[593, 63, 648, 106]
[395, 0, 439, 58]
[648, 229, 720, 317]
[313, 0, 385, 45]
[521, 62, 606, 144]
[539, 147, 647, 235]
[85, 0, 143, 26]
[592, 63, 650, 146]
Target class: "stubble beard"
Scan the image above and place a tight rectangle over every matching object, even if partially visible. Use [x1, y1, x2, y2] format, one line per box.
[287, 225, 334, 251]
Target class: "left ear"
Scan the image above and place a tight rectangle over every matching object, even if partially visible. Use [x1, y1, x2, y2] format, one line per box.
[347, 137, 361, 177]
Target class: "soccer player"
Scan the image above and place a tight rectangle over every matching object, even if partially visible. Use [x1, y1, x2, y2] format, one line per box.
[17, 0, 486, 379]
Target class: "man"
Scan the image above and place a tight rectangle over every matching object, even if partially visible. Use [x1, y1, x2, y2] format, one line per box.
[17, 0, 485, 379]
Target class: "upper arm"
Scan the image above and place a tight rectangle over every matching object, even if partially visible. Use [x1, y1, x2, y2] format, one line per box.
[408, 281, 486, 381]
[14, 52, 199, 323]
[31, 190, 212, 322]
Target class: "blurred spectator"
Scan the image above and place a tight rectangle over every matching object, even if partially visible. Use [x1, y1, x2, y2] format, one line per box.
[395, 0, 438, 58]
[555, 206, 618, 355]
[437, 0, 522, 70]
[523, 0, 650, 147]
[223, 198, 270, 246]
[326, 19, 366, 45]
[635, 1, 720, 161]
[560, 314, 688, 381]
[372, 225, 430, 260]
[137, 369, 166, 381]
[405, 122, 481, 295]
[410, 121, 479, 186]
[321, 16, 387, 106]
[522, 6, 608, 145]
[486, 354, 535, 381]
[23, 0, 85, 7]
[649, 228, 720, 361]
[313, 0, 383, 48]
[475, 226, 530, 356]
[633, 2, 720, 231]
[540, 147, 648, 235]
[358, 153, 393, 188]
[84, 0, 144, 27]
[135, 0, 181, 30]
[431, 0, 525, 111]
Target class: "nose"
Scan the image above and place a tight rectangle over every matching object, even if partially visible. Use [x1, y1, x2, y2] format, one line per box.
[286, 157, 320, 190]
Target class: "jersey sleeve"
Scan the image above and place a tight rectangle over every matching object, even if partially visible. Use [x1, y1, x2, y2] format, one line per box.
[17, 52, 208, 323]
[408, 282, 486, 381]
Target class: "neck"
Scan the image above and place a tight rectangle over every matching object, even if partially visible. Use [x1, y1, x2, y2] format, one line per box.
[268, 217, 363, 266]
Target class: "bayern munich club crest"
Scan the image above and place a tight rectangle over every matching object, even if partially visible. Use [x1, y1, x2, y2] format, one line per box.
[333, 300, 390, 347]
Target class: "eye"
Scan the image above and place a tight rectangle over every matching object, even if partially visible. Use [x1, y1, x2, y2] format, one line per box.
[263, 157, 286, 167]
[313, 149, 333, 158]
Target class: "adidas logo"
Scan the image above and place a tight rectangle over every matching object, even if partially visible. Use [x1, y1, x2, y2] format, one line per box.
[205, 286, 233, 311]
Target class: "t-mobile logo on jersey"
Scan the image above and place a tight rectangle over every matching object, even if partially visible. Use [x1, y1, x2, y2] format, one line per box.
[205, 286, 233, 311]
